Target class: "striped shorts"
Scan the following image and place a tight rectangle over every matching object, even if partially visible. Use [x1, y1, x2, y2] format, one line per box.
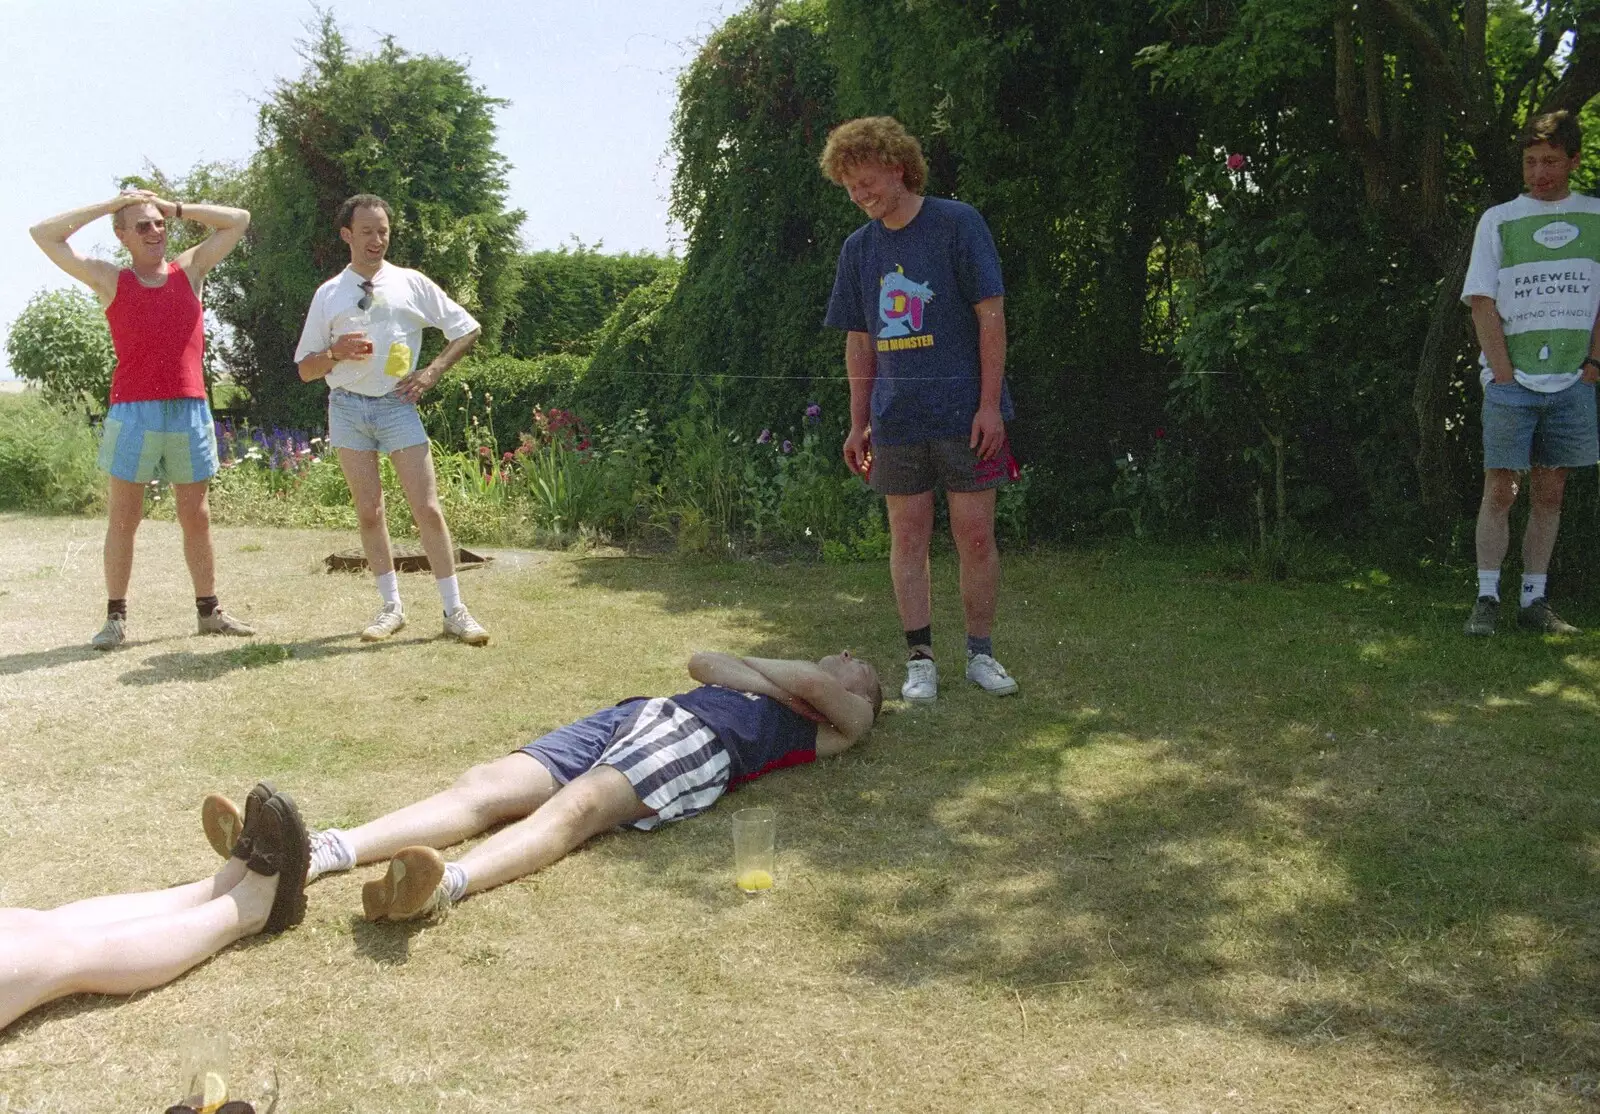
[519, 698, 730, 831]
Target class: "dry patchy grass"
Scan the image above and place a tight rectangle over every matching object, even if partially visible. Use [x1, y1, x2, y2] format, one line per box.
[1, 515, 1597, 1112]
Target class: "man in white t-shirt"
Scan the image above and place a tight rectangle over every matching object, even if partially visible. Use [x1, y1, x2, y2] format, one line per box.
[1459, 111, 1600, 637]
[295, 193, 490, 644]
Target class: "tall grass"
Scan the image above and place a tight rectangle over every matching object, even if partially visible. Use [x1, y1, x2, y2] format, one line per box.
[0, 392, 102, 513]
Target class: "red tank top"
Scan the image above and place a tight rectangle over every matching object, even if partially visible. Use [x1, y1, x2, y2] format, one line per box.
[105, 263, 207, 404]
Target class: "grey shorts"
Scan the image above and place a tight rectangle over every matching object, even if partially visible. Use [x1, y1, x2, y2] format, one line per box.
[1481, 380, 1598, 470]
[328, 388, 429, 454]
[867, 436, 1017, 496]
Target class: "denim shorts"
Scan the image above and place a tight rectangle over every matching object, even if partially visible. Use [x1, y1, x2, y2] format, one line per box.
[98, 398, 218, 484]
[1481, 380, 1599, 470]
[327, 388, 428, 454]
[867, 436, 1017, 496]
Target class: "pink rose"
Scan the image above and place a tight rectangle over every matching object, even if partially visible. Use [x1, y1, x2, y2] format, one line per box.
[1226, 153, 1246, 171]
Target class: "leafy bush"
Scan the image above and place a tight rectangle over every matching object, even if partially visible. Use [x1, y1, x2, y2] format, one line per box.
[0, 393, 104, 513]
[4, 288, 115, 412]
[422, 353, 584, 452]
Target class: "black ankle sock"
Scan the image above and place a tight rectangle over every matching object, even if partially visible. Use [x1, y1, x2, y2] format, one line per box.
[905, 625, 932, 659]
[107, 599, 127, 621]
[967, 634, 993, 659]
[196, 595, 219, 618]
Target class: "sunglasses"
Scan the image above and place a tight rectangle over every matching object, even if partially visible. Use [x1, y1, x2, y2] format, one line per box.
[133, 218, 167, 235]
[164, 1103, 255, 1114]
[357, 280, 375, 311]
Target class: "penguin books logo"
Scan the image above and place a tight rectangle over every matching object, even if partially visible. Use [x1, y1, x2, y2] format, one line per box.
[1533, 221, 1580, 250]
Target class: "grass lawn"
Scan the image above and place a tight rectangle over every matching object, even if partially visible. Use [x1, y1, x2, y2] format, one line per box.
[0, 513, 1596, 1112]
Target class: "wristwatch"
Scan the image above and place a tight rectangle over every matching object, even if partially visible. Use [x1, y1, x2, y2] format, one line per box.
[1583, 357, 1600, 374]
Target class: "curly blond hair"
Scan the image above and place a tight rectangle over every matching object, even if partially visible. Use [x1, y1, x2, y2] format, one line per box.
[819, 116, 928, 194]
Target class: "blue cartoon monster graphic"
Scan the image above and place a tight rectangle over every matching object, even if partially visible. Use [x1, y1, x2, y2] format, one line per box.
[878, 267, 935, 338]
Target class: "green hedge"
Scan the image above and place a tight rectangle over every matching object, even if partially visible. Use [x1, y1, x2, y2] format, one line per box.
[503, 251, 678, 358]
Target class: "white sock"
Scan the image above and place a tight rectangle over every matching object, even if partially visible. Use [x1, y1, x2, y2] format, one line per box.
[308, 828, 357, 880]
[436, 574, 462, 613]
[1521, 573, 1547, 607]
[442, 862, 469, 903]
[1477, 569, 1500, 601]
[375, 571, 401, 607]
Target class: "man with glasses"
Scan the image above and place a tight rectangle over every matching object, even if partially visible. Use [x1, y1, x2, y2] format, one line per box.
[29, 189, 256, 649]
[295, 193, 489, 644]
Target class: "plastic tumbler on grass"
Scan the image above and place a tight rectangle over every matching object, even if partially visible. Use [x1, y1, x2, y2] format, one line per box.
[176, 1026, 230, 1113]
[733, 807, 776, 893]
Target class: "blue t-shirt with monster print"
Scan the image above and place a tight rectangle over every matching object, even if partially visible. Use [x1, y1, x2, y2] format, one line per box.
[824, 196, 1011, 446]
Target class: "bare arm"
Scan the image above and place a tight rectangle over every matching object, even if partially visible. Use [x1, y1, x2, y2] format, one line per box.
[970, 295, 1007, 459]
[395, 328, 481, 404]
[1469, 296, 1515, 384]
[298, 333, 376, 383]
[843, 330, 876, 475]
[169, 201, 250, 282]
[28, 196, 135, 302]
[735, 657, 875, 754]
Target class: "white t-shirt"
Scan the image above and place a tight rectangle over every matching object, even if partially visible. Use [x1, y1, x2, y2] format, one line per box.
[295, 263, 480, 398]
[1460, 191, 1600, 392]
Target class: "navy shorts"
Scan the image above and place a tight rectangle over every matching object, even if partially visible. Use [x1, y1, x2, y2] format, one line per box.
[517, 698, 731, 831]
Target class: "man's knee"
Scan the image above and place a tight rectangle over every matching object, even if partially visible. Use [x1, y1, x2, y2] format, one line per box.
[1480, 471, 1519, 513]
[354, 496, 386, 531]
[451, 755, 550, 822]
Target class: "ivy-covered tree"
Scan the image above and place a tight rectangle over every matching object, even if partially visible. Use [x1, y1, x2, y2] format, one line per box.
[216, 13, 525, 430]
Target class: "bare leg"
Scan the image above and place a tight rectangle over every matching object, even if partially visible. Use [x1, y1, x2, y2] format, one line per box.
[172, 480, 217, 597]
[339, 753, 558, 865]
[452, 765, 654, 895]
[948, 488, 1000, 640]
[1474, 468, 1519, 573]
[103, 476, 146, 600]
[42, 860, 249, 930]
[1522, 466, 1568, 575]
[0, 871, 276, 1032]
[389, 442, 458, 583]
[337, 448, 395, 578]
[885, 492, 935, 634]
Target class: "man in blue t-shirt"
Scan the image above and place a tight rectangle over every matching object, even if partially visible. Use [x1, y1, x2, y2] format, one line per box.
[201, 650, 882, 921]
[821, 116, 1019, 703]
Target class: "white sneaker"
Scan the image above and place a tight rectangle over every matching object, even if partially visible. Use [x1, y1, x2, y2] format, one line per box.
[361, 602, 406, 642]
[901, 657, 938, 703]
[443, 605, 490, 646]
[966, 652, 1019, 696]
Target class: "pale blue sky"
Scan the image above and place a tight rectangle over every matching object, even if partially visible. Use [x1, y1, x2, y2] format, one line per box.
[1, 0, 737, 376]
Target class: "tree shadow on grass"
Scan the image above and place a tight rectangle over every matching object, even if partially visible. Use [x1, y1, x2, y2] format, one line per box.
[572, 553, 1600, 1104]
[115, 634, 407, 686]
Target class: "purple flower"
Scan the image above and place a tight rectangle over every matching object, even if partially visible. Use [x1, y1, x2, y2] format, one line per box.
[1226, 153, 1246, 171]
[781, 439, 794, 454]
[757, 429, 773, 444]
[804, 402, 821, 422]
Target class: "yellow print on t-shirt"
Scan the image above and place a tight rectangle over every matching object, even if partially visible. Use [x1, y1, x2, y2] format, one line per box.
[384, 341, 412, 377]
[876, 334, 935, 353]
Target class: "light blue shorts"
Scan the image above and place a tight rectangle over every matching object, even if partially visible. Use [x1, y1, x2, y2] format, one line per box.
[1481, 380, 1599, 470]
[98, 399, 219, 485]
[327, 388, 428, 454]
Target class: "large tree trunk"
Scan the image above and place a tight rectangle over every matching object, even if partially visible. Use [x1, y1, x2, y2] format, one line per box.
[1411, 223, 1475, 541]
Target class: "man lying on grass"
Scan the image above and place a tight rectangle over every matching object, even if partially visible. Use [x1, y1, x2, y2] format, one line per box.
[204, 651, 882, 921]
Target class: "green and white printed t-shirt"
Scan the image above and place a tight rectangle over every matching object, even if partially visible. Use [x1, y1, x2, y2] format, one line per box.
[1461, 191, 1600, 393]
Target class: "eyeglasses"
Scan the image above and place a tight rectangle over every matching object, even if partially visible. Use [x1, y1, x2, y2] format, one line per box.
[357, 280, 374, 311]
[164, 1103, 255, 1114]
[133, 218, 167, 234]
